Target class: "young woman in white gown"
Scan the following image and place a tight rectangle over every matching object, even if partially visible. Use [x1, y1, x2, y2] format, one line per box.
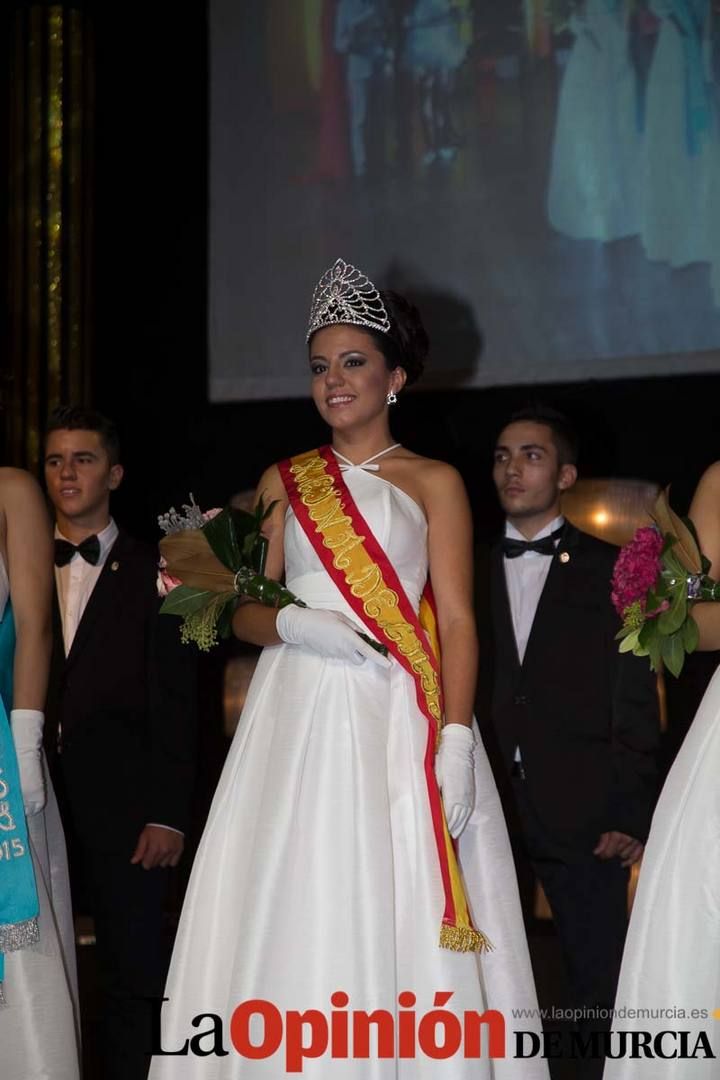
[547, 0, 641, 242]
[604, 461, 720, 1079]
[0, 467, 80, 1080]
[149, 260, 548, 1079]
[640, 0, 719, 271]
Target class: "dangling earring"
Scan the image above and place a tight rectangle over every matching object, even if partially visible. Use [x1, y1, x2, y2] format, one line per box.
[386, 390, 398, 406]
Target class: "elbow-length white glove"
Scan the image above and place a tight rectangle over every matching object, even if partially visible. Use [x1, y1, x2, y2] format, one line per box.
[435, 723, 475, 839]
[11, 709, 46, 817]
[276, 606, 391, 669]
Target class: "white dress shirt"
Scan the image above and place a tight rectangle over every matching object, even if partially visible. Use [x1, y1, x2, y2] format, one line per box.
[55, 518, 119, 655]
[55, 518, 181, 837]
[503, 515, 565, 765]
[503, 515, 565, 664]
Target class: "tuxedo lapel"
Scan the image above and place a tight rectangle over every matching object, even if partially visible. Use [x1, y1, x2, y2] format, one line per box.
[64, 532, 129, 672]
[521, 524, 581, 671]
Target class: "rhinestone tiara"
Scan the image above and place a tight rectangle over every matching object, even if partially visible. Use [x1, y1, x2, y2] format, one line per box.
[306, 258, 391, 342]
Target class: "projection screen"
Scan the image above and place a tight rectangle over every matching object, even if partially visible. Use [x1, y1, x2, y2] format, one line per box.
[209, 1, 720, 401]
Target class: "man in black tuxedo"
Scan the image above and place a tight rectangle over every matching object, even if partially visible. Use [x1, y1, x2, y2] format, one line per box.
[482, 407, 658, 1069]
[43, 406, 196, 1080]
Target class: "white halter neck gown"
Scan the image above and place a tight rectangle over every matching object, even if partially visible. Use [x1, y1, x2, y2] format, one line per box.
[150, 461, 548, 1079]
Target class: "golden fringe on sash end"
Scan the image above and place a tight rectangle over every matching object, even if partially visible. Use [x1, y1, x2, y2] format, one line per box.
[439, 924, 493, 954]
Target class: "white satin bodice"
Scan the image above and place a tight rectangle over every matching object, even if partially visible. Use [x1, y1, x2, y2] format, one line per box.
[284, 467, 429, 615]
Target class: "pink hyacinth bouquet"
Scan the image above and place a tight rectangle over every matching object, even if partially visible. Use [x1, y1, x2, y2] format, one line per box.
[612, 491, 720, 677]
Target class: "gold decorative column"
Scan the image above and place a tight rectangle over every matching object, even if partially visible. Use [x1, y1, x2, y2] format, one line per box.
[4, 3, 94, 473]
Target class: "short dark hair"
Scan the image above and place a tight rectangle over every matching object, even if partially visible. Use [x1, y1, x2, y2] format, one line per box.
[503, 404, 579, 466]
[46, 405, 121, 466]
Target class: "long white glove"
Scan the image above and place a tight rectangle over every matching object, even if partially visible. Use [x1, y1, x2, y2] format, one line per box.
[435, 723, 475, 839]
[10, 709, 46, 816]
[276, 606, 391, 669]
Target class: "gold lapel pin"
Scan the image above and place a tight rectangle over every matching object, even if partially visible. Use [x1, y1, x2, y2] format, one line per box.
[110, 561, 120, 571]
[559, 551, 570, 564]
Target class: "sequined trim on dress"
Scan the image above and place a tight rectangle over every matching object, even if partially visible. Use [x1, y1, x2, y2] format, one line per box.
[0, 914, 39, 953]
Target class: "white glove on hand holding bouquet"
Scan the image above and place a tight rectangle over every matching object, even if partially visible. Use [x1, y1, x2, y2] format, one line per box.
[276, 606, 391, 669]
[435, 722, 475, 839]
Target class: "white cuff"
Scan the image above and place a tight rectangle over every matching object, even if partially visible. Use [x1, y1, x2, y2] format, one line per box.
[145, 823, 185, 837]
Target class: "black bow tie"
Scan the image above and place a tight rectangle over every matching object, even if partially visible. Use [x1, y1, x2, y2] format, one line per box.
[54, 535, 101, 567]
[502, 526, 565, 560]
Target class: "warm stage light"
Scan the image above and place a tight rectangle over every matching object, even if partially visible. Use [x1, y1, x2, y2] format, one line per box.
[562, 478, 659, 547]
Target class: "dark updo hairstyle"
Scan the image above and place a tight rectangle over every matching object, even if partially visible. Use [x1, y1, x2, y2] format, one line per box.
[366, 290, 428, 387]
[308, 289, 429, 387]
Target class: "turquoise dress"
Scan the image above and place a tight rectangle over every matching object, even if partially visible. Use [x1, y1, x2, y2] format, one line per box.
[0, 555, 80, 1079]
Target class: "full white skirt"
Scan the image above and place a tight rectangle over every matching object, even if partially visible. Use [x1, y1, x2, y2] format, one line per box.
[149, 639, 547, 1079]
[605, 665, 720, 1079]
[0, 760, 80, 1080]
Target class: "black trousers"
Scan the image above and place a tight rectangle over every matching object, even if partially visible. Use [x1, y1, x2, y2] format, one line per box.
[511, 778, 629, 1080]
[84, 850, 170, 1080]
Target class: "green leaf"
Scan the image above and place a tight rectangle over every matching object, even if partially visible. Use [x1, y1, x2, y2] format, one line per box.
[256, 494, 278, 524]
[619, 630, 640, 652]
[214, 597, 238, 640]
[203, 508, 242, 570]
[160, 586, 216, 617]
[683, 614, 699, 655]
[222, 506, 264, 565]
[357, 632, 389, 658]
[646, 588, 668, 613]
[657, 583, 687, 636]
[662, 549, 686, 580]
[653, 576, 670, 599]
[252, 534, 269, 576]
[227, 505, 261, 542]
[646, 633, 663, 670]
[661, 631, 685, 678]
[634, 622, 653, 658]
[239, 506, 261, 533]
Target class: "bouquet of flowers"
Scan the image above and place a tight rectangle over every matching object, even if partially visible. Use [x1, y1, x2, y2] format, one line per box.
[157, 495, 303, 651]
[157, 494, 388, 658]
[612, 490, 720, 677]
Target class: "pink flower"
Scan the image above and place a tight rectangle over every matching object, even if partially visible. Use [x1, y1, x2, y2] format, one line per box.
[203, 508, 222, 522]
[611, 526, 663, 617]
[157, 556, 183, 598]
[645, 598, 670, 620]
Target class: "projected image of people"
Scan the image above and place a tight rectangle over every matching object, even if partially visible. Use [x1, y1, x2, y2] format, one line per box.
[547, 1, 641, 242]
[210, 1, 720, 404]
[548, 1, 720, 288]
[639, 1, 719, 272]
[403, 0, 471, 166]
[334, 0, 394, 178]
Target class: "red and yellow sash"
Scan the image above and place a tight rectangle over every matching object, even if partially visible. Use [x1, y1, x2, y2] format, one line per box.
[279, 446, 489, 953]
